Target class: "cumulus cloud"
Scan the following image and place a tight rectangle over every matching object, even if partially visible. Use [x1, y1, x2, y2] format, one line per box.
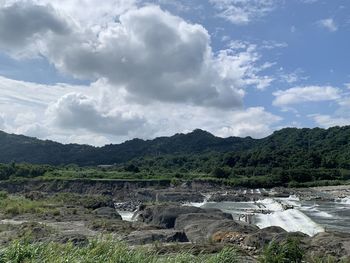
[47, 93, 146, 136]
[0, 2, 281, 143]
[216, 107, 282, 138]
[0, 3, 69, 55]
[43, 5, 251, 108]
[306, 88, 350, 128]
[209, 0, 280, 25]
[273, 86, 341, 107]
[317, 18, 338, 32]
[0, 75, 282, 145]
[0, 3, 275, 109]
[311, 114, 350, 128]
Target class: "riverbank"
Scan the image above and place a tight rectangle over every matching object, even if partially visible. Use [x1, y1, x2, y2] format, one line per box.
[0, 180, 349, 262]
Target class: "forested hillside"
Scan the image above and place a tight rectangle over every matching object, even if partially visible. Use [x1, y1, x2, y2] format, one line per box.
[0, 126, 350, 187]
[0, 126, 349, 170]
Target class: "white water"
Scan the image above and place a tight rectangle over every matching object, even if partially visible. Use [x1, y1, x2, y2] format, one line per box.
[340, 196, 350, 205]
[255, 208, 324, 236]
[186, 193, 212, 207]
[198, 197, 329, 236]
[118, 211, 135, 221]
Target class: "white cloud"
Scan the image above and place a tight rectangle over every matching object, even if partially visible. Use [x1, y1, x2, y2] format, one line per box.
[273, 86, 341, 107]
[209, 0, 280, 25]
[0, 2, 281, 144]
[0, 76, 282, 145]
[216, 107, 282, 138]
[261, 40, 288, 50]
[311, 114, 350, 128]
[317, 18, 338, 32]
[0, 3, 274, 108]
[1, 0, 137, 27]
[279, 68, 308, 84]
[47, 92, 146, 136]
[44, 5, 249, 109]
[0, 2, 70, 57]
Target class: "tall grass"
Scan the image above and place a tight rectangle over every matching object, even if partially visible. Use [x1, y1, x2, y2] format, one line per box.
[0, 240, 238, 263]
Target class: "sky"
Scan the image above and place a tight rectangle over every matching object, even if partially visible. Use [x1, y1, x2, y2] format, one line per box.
[0, 0, 349, 146]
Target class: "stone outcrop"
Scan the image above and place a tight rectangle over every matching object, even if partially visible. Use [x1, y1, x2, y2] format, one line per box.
[124, 229, 188, 245]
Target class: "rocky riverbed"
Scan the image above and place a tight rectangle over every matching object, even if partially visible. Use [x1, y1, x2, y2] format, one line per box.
[0, 183, 349, 262]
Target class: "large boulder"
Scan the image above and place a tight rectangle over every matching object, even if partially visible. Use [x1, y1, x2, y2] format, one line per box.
[174, 212, 233, 230]
[93, 207, 122, 220]
[272, 231, 310, 246]
[123, 229, 188, 245]
[133, 204, 205, 228]
[307, 231, 350, 260]
[209, 193, 254, 202]
[184, 219, 259, 243]
[155, 191, 204, 203]
[244, 226, 287, 249]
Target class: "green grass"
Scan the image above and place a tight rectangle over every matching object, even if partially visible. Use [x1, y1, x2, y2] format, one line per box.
[0, 240, 239, 263]
[0, 194, 59, 217]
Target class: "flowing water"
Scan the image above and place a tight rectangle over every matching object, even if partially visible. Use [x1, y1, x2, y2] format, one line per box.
[195, 195, 350, 236]
[117, 192, 350, 236]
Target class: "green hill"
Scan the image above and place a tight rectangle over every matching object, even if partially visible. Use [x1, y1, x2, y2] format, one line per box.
[0, 126, 349, 171]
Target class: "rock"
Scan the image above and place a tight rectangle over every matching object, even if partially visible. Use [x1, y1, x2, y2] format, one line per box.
[55, 233, 89, 247]
[307, 231, 350, 260]
[209, 194, 254, 202]
[244, 226, 287, 249]
[115, 201, 141, 212]
[124, 229, 188, 245]
[272, 231, 310, 246]
[211, 231, 245, 244]
[155, 191, 204, 203]
[81, 195, 114, 210]
[174, 211, 233, 230]
[134, 204, 205, 228]
[88, 219, 135, 234]
[184, 219, 259, 243]
[93, 207, 122, 220]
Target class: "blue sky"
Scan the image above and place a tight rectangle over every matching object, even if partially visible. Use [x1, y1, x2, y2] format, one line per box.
[0, 0, 349, 145]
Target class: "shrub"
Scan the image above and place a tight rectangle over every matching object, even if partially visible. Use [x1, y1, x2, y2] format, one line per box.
[259, 238, 304, 263]
[211, 167, 230, 179]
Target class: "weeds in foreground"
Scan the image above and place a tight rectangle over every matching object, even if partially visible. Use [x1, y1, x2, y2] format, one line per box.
[0, 239, 239, 263]
[259, 237, 304, 263]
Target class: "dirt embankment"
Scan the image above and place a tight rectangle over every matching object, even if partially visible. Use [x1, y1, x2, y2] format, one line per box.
[0, 178, 172, 198]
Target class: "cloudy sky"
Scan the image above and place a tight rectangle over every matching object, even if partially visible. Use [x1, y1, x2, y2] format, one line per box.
[0, 0, 349, 145]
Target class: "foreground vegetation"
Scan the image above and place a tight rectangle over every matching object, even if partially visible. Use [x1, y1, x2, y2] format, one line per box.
[0, 236, 345, 263]
[0, 239, 241, 263]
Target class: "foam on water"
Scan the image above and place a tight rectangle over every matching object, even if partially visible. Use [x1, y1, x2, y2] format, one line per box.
[340, 197, 350, 205]
[118, 211, 135, 221]
[257, 198, 284, 212]
[256, 208, 324, 236]
[186, 193, 212, 208]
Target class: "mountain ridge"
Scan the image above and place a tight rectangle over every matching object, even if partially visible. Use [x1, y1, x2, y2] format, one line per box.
[0, 126, 349, 167]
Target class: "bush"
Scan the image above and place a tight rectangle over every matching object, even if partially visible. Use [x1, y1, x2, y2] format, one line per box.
[0, 191, 8, 199]
[259, 238, 304, 263]
[211, 167, 230, 179]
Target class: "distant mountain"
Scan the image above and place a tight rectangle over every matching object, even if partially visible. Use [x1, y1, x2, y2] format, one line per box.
[0, 126, 349, 168]
[0, 129, 254, 165]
